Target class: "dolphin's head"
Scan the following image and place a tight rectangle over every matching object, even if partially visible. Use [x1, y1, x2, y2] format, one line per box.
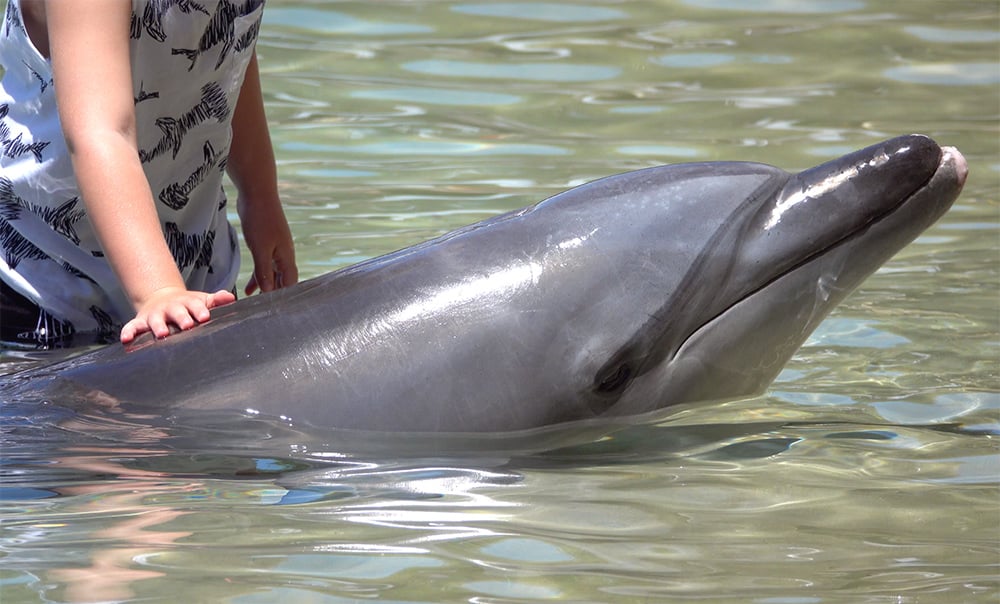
[577, 134, 967, 418]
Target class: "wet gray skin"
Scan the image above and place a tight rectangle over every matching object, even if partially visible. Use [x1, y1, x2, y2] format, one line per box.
[8, 135, 967, 437]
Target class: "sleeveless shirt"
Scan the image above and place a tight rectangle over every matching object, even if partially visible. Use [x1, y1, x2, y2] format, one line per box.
[0, 0, 264, 338]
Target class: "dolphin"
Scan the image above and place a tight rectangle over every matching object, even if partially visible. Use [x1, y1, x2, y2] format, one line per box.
[4, 135, 967, 441]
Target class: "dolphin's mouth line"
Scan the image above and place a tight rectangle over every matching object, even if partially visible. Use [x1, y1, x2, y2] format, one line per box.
[672, 149, 951, 361]
[610, 150, 945, 391]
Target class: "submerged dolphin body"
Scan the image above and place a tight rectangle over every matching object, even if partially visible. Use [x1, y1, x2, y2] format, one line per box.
[7, 135, 967, 439]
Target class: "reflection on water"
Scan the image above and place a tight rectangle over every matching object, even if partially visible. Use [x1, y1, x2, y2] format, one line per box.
[3, 412, 996, 602]
[2, 0, 998, 602]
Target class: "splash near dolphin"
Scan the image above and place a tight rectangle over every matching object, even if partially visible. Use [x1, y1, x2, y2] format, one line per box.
[4, 135, 967, 441]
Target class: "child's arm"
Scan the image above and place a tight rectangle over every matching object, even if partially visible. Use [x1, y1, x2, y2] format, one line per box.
[227, 52, 298, 295]
[46, 0, 235, 344]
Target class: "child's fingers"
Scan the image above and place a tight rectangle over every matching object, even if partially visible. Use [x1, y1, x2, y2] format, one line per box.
[246, 260, 281, 294]
[120, 317, 156, 344]
[244, 273, 259, 296]
[245, 240, 298, 296]
[120, 291, 235, 344]
[207, 290, 236, 308]
[120, 320, 140, 344]
[170, 304, 200, 330]
[147, 313, 172, 339]
[275, 252, 298, 287]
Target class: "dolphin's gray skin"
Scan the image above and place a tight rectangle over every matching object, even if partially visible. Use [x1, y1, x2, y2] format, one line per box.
[7, 135, 967, 438]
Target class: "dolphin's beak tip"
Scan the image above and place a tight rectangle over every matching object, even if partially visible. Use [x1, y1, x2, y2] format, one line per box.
[891, 134, 968, 192]
[941, 145, 969, 188]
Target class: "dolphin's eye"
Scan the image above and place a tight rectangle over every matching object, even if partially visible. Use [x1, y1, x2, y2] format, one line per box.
[596, 363, 632, 393]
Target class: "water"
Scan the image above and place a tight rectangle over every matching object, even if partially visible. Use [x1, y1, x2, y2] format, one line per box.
[2, 0, 998, 602]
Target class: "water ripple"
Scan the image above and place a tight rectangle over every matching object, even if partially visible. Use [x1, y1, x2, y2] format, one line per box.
[402, 59, 622, 82]
[452, 3, 628, 22]
[884, 62, 1000, 86]
[683, 0, 866, 13]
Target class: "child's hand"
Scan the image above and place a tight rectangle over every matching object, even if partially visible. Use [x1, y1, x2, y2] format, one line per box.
[245, 247, 297, 295]
[243, 222, 297, 295]
[239, 193, 298, 296]
[120, 287, 236, 344]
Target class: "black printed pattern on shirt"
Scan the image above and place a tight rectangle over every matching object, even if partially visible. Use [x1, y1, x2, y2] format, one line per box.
[135, 82, 160, 105]
[4, 0, 24, 38]
[159, 141, 220, 210]
[164, 221, 215, 273]
[132, 0, 210, 42]
[0, 218, 47, 270]
[0, 176, 85, 245]
[234, 14, 261, 56]
[139, 82, 230, 163]
[172, 0, 264, 71]
[22, 61, 53, 94]
[0, 179, 50, 271]
[0, 175, 90, 279]
[0, 105, 50, 163]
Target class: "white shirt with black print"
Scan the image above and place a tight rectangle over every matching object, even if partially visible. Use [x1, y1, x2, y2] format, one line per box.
[0, 0, 263, 340]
